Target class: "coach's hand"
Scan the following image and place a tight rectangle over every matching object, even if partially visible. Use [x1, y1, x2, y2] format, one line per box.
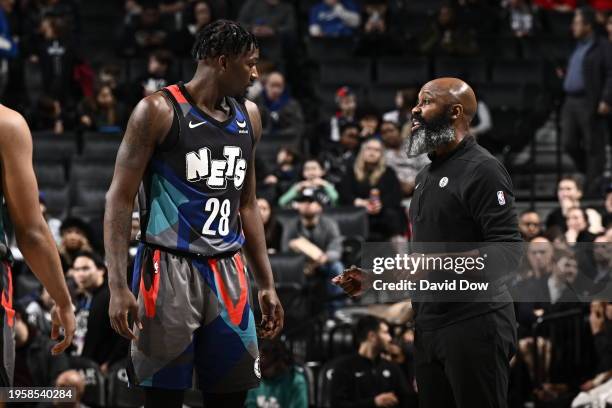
[258, 288, 284, 339]
[332, 265, 372, 297]
[109, 286, 142, 341]
[50, 303, 76, 355]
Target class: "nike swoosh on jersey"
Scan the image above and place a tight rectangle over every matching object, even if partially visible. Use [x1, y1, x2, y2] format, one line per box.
[189, 121, 207, 129]
[236, 120, 247, 128]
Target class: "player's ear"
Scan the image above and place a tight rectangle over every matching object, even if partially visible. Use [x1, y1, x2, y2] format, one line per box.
[218, 55, 228, 72]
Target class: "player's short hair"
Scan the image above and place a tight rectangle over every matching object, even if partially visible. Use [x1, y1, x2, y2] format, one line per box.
[355, 315, 383, 345]
[192, 19, 258, 61]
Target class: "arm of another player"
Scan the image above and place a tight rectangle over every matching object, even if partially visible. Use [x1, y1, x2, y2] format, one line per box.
[0, 108, 75, 355]
[240, 101, 284, 339]
[104, 93, 172, 340]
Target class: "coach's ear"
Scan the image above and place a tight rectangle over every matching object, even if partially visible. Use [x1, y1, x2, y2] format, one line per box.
[450, 104, 463, 120]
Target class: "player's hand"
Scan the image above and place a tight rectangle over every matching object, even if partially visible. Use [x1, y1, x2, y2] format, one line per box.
[258, 288, 284, 339]
[50, 303, 76, 355]
[109, 286, 142, 341]
[374, 392, 399, 407]
[332, 265, 372, 297]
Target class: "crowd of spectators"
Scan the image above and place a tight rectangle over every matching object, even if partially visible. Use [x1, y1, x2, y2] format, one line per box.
[0, 0, 612, 407]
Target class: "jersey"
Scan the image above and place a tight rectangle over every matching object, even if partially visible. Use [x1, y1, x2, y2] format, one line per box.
[0, 167, 11, 262]
[137, 83, 254, 257]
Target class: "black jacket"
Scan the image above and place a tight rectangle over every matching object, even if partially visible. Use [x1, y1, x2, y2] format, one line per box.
[409, 136, 523, 330]
[577, 35, 612, 113]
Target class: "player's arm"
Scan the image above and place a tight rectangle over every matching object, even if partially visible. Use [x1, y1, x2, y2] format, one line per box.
[240, 100, 283, 339]
[104, 93, 172, 340]
[0, 108, 75, 354]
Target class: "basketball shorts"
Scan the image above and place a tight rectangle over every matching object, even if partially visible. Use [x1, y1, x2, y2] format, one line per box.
[0, 260, 14, 386]
[127, 244, 260, 393]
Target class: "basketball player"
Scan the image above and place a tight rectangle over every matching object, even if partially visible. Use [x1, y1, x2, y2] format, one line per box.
[334, 78, 521, 408]
[0, 104, 76, 385]
[104, 21, 283, 408]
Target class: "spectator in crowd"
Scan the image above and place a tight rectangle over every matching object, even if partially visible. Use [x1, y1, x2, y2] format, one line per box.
[70, 252, 128, 372]
[383, 88, 417, 129]
[380, 120, 429, 198]
[355, 0, 403, 56]
[279, 158, 339, 208]
[319, 121, 361, 185]
[534, 0, 576, 12]
[602, 182, 612, 227]
[546, 176, 601, 233]
[121, 2, 168, 57]
[338, 138, 405, 241]
[257, 197, 283, 254]
[525, 236, 555, 279]
[560, 6, 612, 196]
[245, 339, 308, 408]
[309, 0, 360, 37]
[580, 301, 612, 391]
[238, 0, 296, 39]
[519, 210, 543, 241]
[469, 97, 493, 138]
[77, 84, 126, 133]
[502, 0, 537, 37]
[565, 206, 597, 243]
[420, 4, 479, 56]
[455, 0, 499, 36]
[59, 217, 93, 273]
[171, 0, 215, 56]
[30, 15, 79, 105]
[281, 188, 344, 310]
[13, 304, 69, 387]
[97, 64, 127, 102]
[53, 369, 86, 408]
[133, 49, 175, 105]
[0, 0, 17, 99]
[590, 234, 612, 290]
[271, 146, 301, 196]
[547, 247, 581, 305]
[330, 316, 412, 408]
[329, 86, 358, 143]
[255, 71, 304, 139]
[30, 95, 65, 134]
[357, 105, 381, 140]
[39, 192, 62, 244]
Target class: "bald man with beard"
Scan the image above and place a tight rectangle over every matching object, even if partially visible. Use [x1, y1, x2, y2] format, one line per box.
[334, 78, 522, 408]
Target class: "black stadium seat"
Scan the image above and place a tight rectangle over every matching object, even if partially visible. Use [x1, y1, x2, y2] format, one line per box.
[324, 206, 368, 241]
[375, 57, 429, 87]
[70, 160, 115, 188]
[35, 162, 66, 189]
[68, 356, 106, 407]
[39, 186, 70, 217]
[307, 37, 357, 61]
[32, 131, 78, 164]
[81, 141, 121, 162]
[319, 59, 372, 86]
[106, 359, 145, 408]
[433, 57, 488, 83]
[478, 84, 524, 111]
[73, 187, 107, 210]
[317, 358, 345, 408]
[367, 85, 399, 113]
[491, 60, 544, 85]
[269, 253, 306, 287]
[523, 36, 573, 62]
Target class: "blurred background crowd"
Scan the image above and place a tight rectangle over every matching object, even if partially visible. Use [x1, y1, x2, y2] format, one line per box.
[1, 0, 612, 407]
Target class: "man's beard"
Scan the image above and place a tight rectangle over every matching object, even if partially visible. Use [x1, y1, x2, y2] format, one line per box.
[405, 115, 455, 157]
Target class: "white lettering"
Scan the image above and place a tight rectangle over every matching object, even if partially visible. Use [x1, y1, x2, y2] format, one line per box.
[208, 160, 227, 189]
[185, 148, 211, 181]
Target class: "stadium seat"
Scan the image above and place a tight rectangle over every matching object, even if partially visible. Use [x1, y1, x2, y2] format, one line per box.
[367, 85, 400, 113]
[316, 358, 344, 408]
[80, 141, 121, 162]
[375, 57, 429, 87]
[478, 84, 524, 111]
[491, 60, 544, 85]
[324, 207, 368, 241]
[306, 37, 357, 61]
[478, 36, 522, 60]
[433, 57, 488, 84]
[70, 159, 115, 188]
[269, 252, 306, 287]
[319, 59, 372, 87]
[295, 364, 315, 407]
[180, 58, 197, 81]
[541, 10, 573, 37]
[523, 36, 573, 62]
[327, 323, 356, 357]
[68, 356, 106, 407]
[40, 186, 70, 218]
[34, 162, 66, 189]
[32, 131, 78, 164]
[72, 188, 107, 211]
[106, 359, 145, 408]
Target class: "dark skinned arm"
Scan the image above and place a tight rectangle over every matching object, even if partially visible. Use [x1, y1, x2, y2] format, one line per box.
[104, 93, 173, 340]
[241, 100, 284, 339]
[0, 107, 75, 355]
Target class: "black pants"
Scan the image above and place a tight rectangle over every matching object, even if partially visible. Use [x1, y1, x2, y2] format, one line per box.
[561, 95, 608, 195]
[414, 305, 517, 408]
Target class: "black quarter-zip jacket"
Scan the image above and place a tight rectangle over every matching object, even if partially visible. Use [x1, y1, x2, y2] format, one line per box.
[409, 136, 523, 330]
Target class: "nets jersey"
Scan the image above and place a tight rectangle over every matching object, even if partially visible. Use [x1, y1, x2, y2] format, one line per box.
[138, 83, 253, 256]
